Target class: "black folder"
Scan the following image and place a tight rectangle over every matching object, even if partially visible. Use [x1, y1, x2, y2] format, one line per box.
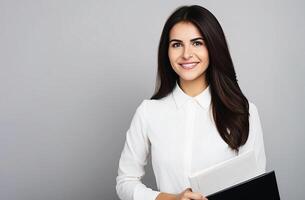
[206, 171, 280, 200]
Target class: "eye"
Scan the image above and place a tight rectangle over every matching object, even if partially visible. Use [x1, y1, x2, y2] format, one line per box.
[171, 42, 182, 48]
[193, 41, 203, 47]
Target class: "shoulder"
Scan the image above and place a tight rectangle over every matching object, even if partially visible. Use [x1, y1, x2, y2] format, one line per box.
[248, 102, 263, 130]
[249, 102, 258, 112]
[143, 94, 174, 110]
[137, 94, 175, 117]
[249, 102, 260, 119]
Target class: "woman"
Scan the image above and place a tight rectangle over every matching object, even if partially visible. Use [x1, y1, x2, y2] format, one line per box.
[116, 5, 266, 200]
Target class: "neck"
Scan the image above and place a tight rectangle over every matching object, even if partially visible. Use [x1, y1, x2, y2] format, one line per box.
[179, 76, 208, 97]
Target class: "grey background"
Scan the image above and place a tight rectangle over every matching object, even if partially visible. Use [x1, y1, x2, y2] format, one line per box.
[0, 0, 304, 199]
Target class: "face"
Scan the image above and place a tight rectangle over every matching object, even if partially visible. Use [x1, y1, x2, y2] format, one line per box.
[168, 22, 209, 85]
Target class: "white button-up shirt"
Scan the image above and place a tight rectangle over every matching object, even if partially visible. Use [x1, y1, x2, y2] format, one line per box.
[116, 82, 266, 200]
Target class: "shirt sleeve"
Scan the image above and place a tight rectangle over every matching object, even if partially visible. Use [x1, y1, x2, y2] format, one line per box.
[116, 100, 161, 200]
[239, 103, 267, 174]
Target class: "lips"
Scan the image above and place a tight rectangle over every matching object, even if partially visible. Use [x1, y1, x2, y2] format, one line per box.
[179, 62, 199, 69]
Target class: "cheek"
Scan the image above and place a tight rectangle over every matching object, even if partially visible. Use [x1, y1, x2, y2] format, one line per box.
[204, 47, 209, 58]
[168, 50, 172, 63]
[197, 49, 209, 62]
[168, 49, 180, 63]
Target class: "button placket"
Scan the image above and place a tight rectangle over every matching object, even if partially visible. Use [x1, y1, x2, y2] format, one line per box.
[184, 100, 196, 180]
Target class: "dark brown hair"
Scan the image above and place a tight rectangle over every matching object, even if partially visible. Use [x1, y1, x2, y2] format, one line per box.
[151, 5, 249, 152]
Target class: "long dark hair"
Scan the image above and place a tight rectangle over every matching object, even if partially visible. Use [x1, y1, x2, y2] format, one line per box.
[151, 5, 249, 152]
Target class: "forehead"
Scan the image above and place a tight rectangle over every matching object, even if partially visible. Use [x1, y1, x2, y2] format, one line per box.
[169, 21, 202, 40]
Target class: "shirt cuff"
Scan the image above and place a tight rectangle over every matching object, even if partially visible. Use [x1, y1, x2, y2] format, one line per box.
[133, 183, 161, 200]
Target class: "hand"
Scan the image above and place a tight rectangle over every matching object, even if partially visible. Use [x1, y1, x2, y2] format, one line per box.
[175, 188, 208, 200]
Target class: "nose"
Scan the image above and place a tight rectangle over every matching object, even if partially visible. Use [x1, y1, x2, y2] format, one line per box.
[182, 45, 193, 60]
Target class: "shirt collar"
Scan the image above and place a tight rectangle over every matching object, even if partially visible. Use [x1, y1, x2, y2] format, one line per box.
[172, 81, 211, 110]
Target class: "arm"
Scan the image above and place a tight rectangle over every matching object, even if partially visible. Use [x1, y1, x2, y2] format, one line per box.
[116, 100, 160, 200]
[239, 103, 267, 173]
[116, 101, 208, 200]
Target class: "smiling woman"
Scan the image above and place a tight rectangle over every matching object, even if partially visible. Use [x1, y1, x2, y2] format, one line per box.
[168, 22, 209, 97]
[116, 5, 266, 200]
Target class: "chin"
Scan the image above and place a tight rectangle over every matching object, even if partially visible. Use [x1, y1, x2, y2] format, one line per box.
[179, 75, 201, 82]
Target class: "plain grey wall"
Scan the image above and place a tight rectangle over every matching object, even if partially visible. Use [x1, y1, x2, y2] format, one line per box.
[0, 0, 304, 199]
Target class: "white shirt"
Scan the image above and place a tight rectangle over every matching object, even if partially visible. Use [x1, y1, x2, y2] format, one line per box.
[116, 82, 266, 200]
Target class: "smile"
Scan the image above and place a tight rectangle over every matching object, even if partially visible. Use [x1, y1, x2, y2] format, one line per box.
[179, 62, 199, 69]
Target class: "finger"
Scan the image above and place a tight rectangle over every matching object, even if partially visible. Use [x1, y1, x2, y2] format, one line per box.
[198, 193, 208, 200]
[184, 191, 204, 200]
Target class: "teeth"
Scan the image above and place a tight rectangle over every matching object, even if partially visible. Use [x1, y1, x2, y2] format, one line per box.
[180, 63, 197, 69]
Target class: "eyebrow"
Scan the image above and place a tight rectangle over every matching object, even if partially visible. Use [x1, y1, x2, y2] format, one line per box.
[169, 37, 204, 43]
